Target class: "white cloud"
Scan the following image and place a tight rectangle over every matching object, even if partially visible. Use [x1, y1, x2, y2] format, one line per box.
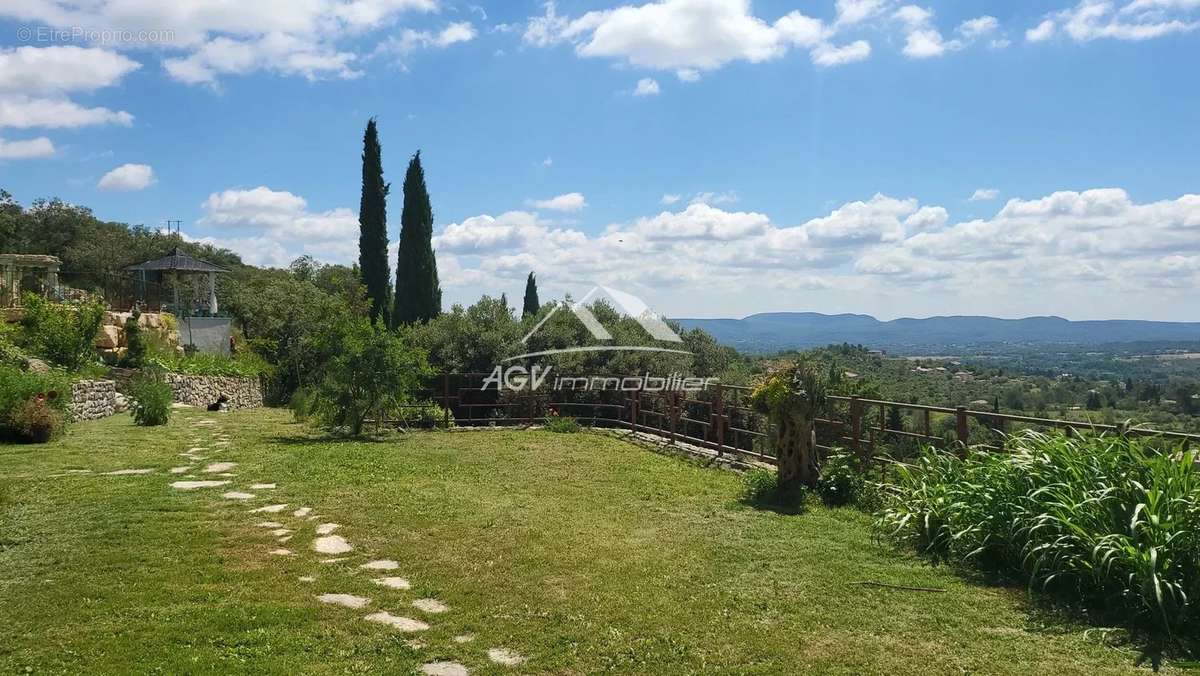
[2, 0, 444, 85]
[0, 95, 134, 129]
[970, 188, 1000, 201]
[0, 46, 140, 95]
[0, 136, 55, 159]
[377, 21, 478, 62]
[894, 6, 963, 59]
[904, 205, 949, 230]
[632, 203, 770, 241]
[811, 40, 872, 66]
[633, 77, 661, 96]
[690, 190, 739, 206]
[1041, 0, 1199, 43]
[1027, 19, 1057, 41]
[835, 0, 889, 26]
[527, 192, 588, 212]
[958, 16, 1000, 38]
[98, 163, 156, 191]
[523, 0, 836, 74]
[199, 186, 358, 244]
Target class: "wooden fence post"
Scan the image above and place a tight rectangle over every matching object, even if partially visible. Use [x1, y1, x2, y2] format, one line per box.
[849, 396, 863, 464]
[956, 406, 970, 449]
[442, 373, 450, 428]
[669, 391, 679, 444]
[713, 385, 725, 455]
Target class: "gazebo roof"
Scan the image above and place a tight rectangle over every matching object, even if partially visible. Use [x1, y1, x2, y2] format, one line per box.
[126, 247, 228, 274]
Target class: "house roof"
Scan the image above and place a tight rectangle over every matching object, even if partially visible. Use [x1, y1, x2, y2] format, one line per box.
[125, 247, 228, 273]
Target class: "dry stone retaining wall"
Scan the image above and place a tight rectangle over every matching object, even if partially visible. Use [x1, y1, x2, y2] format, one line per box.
[165, 373, 263, 410]
[69, 379, 120, 421]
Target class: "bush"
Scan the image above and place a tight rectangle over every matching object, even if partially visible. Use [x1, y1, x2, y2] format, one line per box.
[120, 310, 148, 367]
[18, 294, 105, 371]
[544, 410, 580, 433]
[393, 402, 455, 429]
[875, 431, 1200, 647]
[147, 350, 274, 378]
[740, 467, 806, 511]
[0, 365, 69, 441]
[289, 386, 314, 421]
[310, 318, 430, 436]
[816, 451, 862, 506]
[10, 395, 64, 442]
[129, 372, 172, 426]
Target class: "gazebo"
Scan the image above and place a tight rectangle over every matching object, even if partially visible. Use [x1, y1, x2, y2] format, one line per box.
[0, 254, 61, 307]
[125, 247, 228, 316]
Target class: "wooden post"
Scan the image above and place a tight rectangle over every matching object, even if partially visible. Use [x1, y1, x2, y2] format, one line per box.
[923, 409, 931, 439]
[713, 385, 725, 455]
[956, 406, 970, 448]
[442, 373, 450, 428]
[669, 392, 680, 444]
[849, 396, 863, 463]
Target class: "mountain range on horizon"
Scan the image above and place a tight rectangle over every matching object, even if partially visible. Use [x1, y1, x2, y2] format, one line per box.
[672, 312, 1200, 354]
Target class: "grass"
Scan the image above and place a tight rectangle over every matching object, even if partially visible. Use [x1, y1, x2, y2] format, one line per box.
[0, 409, 1167, 674]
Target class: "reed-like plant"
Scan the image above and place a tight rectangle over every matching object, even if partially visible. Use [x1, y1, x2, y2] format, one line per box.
[876, 430, 1200, 644]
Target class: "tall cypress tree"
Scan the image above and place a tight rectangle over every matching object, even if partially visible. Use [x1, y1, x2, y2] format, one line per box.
[392, 151, 441, 326]
[357, 118, 391, 326]
[522, 271, 540, 318]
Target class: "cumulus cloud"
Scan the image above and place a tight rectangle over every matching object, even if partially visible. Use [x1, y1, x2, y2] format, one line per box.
[0, 47, 137, 130]
[196, 186, 358, 264]
[970, 188, 1000, 201]
[811, 39, 872, 66]
[660, 193, 682, 205]
[0, 136, 55, 159]
[1, 0, 448, 85]
[376, 21, 478, 63]
[527, 192, 588, 212]
[98, 163, 156, 191]
[1030, 0, 1200, 44]
[1027, 19, 1057, 41]
[633, 77, 661, 96]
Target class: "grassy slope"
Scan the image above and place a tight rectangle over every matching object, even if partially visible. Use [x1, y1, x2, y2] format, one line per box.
[0, 409, 1156, 675]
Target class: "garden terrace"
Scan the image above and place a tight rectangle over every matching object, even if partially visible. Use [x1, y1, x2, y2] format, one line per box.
[0, 409, 1154, 674]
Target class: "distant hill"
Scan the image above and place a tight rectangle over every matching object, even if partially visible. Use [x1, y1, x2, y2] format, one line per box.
[673, 312, 1200, 354]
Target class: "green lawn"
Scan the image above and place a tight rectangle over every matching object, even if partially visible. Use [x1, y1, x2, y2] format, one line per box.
[0, 409, 1159, 674]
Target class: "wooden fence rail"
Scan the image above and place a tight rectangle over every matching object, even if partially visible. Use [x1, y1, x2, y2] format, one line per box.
[392, 373, 1200, 467]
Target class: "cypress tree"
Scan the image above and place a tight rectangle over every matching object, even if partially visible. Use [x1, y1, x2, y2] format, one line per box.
[392, 151, 441, 326]
[522, 271, 540, 318]
[357, 118, 391, 326]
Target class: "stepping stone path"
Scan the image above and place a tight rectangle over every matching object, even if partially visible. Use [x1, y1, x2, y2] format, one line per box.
[141, 415, 528, 672]
[363, 612, 428, 632]
[412, 599, 449, 614]
[171, 480, 230, 490]
[317, 593, 371, 609]
[313, 535, 353, 555]
[487, 648, 526, 666]
[372, 577, 411, 590]
[421, 662, 469, 676]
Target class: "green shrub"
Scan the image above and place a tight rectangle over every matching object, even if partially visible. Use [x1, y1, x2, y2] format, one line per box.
[289, 386, 314, 421]
[816, 451, 862, 506]
[129, 372, 172, 426]
[740, 467, 806, 511]
[120, 310, 148, 367]
[18, 294, 105, 371]
[10, 396, 65, 443]
[544, 411, 580, 433]
[0, 364, 69, 440]
[393, 402, 455, 429]
[146, 350, 273, 378]
[875, 431, 1200, 646]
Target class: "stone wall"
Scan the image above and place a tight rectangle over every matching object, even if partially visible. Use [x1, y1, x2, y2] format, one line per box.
[69, 379, 122, 421]
[165, 373, 263, 410]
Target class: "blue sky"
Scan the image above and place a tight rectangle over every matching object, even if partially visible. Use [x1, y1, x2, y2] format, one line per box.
[1, 0, 1199, 320]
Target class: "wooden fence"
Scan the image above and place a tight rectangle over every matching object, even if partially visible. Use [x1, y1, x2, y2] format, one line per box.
[398, 373, 1200, 466]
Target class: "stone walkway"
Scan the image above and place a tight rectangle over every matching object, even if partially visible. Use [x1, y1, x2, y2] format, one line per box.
[98, 413, 527, 674]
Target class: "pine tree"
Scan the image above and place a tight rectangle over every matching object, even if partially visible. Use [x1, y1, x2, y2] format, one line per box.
[392, 151, 442, 326]
[521, 271, 540, 318]
[357, 118, 391, 326]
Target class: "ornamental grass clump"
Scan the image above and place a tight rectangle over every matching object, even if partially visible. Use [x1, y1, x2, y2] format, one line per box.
[875, 430, 1200, 647]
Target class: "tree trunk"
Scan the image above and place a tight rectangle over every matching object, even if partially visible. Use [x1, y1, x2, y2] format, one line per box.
[776, 415, 819, 490]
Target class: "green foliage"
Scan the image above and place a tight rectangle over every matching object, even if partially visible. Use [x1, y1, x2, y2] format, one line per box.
[522, 271, 539, 318]
[310, 318, 431, 436]
[392, 150, 441, 326]
[544, 410, 580, 433]
[288, 386, 314, 421]
[121, 310, 148, 367]
[0, 323, 27, 367]
[815, 451, 862, 506]
[357, 117, 392, 326]
[146, 350, 272, 378]
[9, 396, 65, 443]
[393, 401, 455, 429]
[739, 468, 806, 511]
[129, 372, 172, 426]
[749, 359, 828, 420]
[18, 294, 105, 371]
[876, 431, 1200, 645]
